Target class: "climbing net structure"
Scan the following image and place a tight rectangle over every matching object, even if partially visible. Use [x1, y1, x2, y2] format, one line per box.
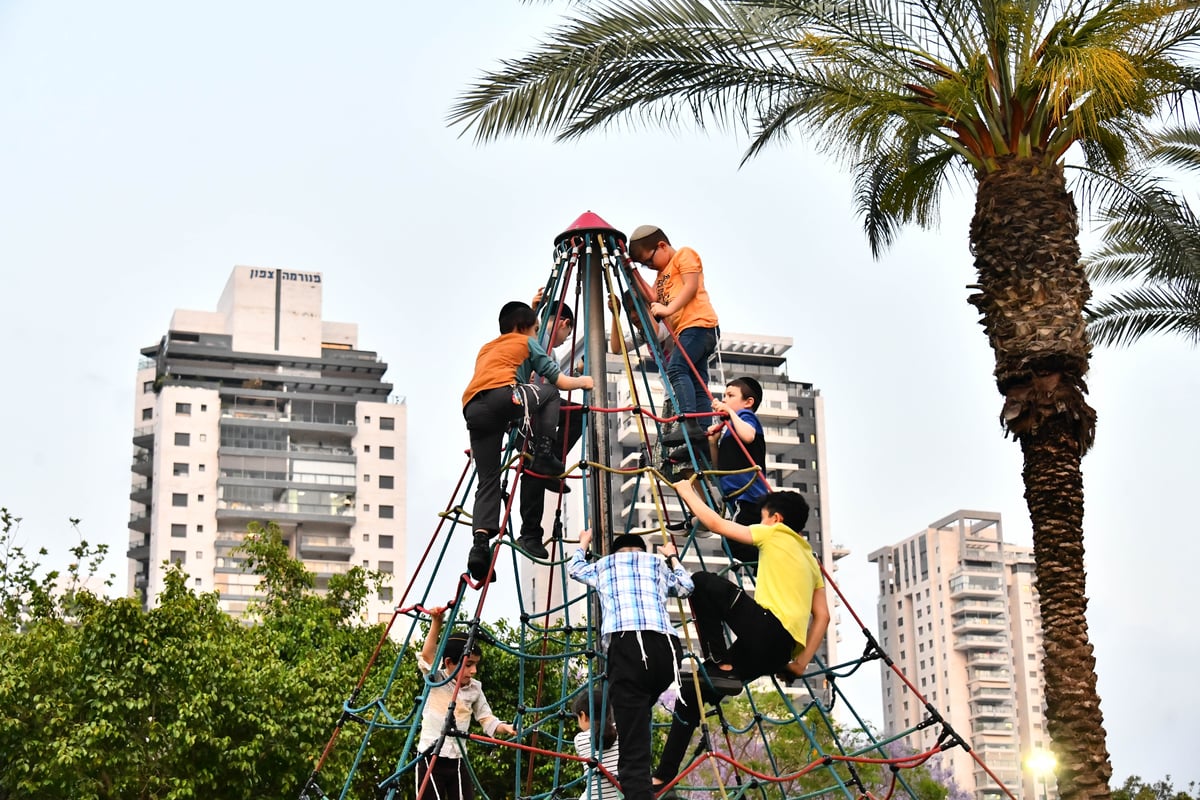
[298, 213, 1020, 800]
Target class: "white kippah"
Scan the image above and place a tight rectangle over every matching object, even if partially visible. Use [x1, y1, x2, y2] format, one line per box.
[630, 224, 661, 241]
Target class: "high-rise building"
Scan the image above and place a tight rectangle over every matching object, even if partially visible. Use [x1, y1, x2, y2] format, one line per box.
[869, 511, 1055, 800]
[128, 267, 406, 623]
[525, 332, 846, 683]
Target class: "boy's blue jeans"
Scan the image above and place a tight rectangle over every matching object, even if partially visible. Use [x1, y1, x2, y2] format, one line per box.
[665, 325, 718, 417]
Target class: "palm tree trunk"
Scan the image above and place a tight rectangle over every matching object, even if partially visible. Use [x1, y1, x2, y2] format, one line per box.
[968, 157, 1111, 800]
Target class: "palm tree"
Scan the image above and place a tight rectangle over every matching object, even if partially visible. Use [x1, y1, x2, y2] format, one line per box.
[449, 2, 1200, 798]
[1087, 127, 1200, 346]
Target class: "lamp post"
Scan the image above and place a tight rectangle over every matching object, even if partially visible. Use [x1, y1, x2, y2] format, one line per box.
[1025, 748, 1057, 800]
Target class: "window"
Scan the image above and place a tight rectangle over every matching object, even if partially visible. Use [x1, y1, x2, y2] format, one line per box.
[364, 416, 371, 424]
[379, 475, 395, 489]
[200, 404, 207, 412]
[143, 381, 154, 393]
[174, 432, 190, 446]
[197, 524, 204, 532]
[172, 493, 188, 507]
[195, 551, 203, 559]
[378, 586, 393, 602]
[363, 504, 370, 512]
[363, 445, 371, 453]
[378, 561, 394, 574]
[198, 464, 205, 472]
[362, 533, 370, 542]
[176, 402, 191, 415]
[380, 446, 395, 460]
[171, 524, 187, 537]
[169, 550, 186, 565]
[197, 494, 205, 502]
[379, 505, 394, 519]
[380, 535, 394, 549]
[194, 578, 202, 587]
[198, 433, 207, 442]
[141, 408, 153, 421]
[363, 474, 371, 483]
[173, 462, 189, 477]
[381, 416, 395, 430]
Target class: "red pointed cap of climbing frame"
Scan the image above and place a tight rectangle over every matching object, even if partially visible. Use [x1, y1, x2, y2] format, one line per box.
[554, 211, 625, 245]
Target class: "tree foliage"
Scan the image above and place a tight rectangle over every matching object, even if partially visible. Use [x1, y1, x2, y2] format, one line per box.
[0, 515, 401, 799]
[1113, 775, 1199, 800]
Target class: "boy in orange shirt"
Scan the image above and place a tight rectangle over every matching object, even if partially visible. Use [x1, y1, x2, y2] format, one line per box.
[627, 225, 720, 452]
[462, 301, 593, 581]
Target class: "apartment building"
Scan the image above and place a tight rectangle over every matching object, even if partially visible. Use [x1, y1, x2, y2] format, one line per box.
[869, 511, 1055, 800]
[525, 332, 846, 687]
[128, 267, 406, 623]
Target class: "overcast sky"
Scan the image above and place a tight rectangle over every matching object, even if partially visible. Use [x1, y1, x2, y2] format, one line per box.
[1, 0, 1196, 789]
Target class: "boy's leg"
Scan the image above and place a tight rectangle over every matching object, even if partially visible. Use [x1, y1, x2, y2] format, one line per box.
[464, 390, 513, 535]
[464, 388, 520, 580]
[652, 680, 704, 787]
[516, 405, 582, 555]
[687, 571, 743, 665]
[607, 631, 679, 800]
[416, 754, 468, 800]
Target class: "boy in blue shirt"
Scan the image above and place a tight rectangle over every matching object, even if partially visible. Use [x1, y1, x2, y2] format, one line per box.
[706, 377, 768, 568]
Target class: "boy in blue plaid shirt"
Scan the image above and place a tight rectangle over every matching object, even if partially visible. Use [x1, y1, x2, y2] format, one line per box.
[568, 529, 693, 800]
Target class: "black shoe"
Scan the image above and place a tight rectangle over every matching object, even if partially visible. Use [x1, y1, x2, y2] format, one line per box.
[660, 422, 686, 446]
[518, 534, 549, 560]
[529, 435, 566, 477]
[467, 531, 496, 583]
[681, 660, 744, 696]
[524, 474, 572, 494]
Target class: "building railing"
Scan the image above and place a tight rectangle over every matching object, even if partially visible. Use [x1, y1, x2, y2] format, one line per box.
[219, 469, 355, 487]
[216, 499, 356, 517]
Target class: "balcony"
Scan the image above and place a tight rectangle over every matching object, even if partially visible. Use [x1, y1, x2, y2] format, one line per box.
[952, 613, 1007, 634]
[132, 425, 155, 447]
[952, 597, 1006, 613]
[967, 667, 1011, 684]
[948, 575, 1002, 599]
[130, 478, 153, 506]
[307, 559, 354, 577]
[299, 534, 356, 558]
[129, 510, 152, 534]
[131, 447, 154, 477]
[966, 651, 1010, 666]
[954, 633, 1008, 651]
[215, 499, 356, 526]
[970, 701, 1015, 720]
[126, 534, 150, 562]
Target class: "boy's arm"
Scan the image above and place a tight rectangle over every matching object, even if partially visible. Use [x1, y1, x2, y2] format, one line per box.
[672, 477, 754, 545]
[726, 407, 760, 445]
[420, 606, 446, 667]
[473, 687, 515, 738]
[567, 529, 599, 585]
[651, 273, 698, 320]
[787, 587, 831, 676]
[658, 540, 694, 597]
[554, 372, 594, 393]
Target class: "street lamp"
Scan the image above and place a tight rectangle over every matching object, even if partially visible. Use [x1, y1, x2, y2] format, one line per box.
[1025, 748, 1057, 800]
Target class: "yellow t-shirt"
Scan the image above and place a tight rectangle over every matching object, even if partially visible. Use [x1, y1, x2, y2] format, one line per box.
[653, 246, 718, 333]
[750, 522, 824, 648]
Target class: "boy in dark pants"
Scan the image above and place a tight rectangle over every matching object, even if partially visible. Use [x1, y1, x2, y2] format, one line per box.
[518, 299, 583, 558]
[462, 301, 593, 581]
[651, 478, 830, 791]
[706, 377, 768, 569]
[568, 529, 693, 800]
[628, 225, 719, 451]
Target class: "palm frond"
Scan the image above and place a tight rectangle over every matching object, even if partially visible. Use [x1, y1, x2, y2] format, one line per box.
[1086, 280, 1200, 346]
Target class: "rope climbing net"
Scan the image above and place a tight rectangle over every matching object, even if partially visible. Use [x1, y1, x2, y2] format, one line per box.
[298, 215, 1021, 800]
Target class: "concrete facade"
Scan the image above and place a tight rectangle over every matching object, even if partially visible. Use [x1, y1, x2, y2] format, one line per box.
[129, 267, 406, 623]
[869, 512, 1055, 800]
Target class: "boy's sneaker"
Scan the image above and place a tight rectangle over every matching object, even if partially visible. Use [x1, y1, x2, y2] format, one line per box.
[525, 474, 571, 494]
[467, 531, 497, 583]
[680, 660, 744, 696]
[518, 533, 549, 560]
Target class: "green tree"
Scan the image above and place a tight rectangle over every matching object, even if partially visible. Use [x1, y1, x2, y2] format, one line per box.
[0, 515, 402, 799]
[1087, 127, 1200, 347]
[1113, 775, 1199, 800]
[449, 2, 1200, 797]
